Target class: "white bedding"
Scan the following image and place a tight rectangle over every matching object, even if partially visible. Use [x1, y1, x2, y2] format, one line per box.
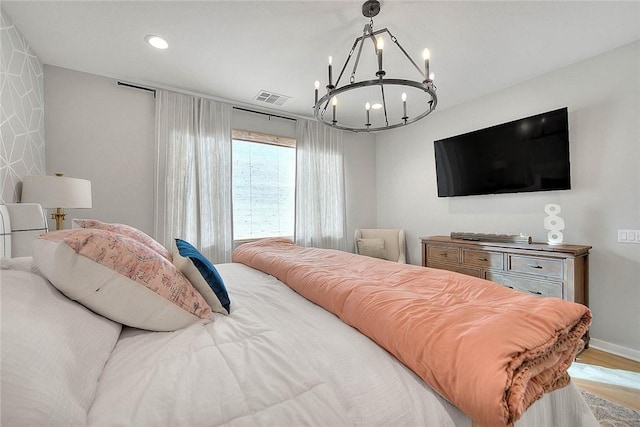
[1, 260, 597, 426]
[87, 263, 597, 427]
[1, 267, 122, 426]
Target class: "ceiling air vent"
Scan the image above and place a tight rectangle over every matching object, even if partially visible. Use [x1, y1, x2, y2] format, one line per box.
[254, 90, 291, 106]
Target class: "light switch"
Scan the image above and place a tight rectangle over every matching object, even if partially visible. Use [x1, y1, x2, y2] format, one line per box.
[618, 229, 640, 244]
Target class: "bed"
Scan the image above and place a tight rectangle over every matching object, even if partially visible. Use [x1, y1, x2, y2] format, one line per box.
[0, 203, 598, 427]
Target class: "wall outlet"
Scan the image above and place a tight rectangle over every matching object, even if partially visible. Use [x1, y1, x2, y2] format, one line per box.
[617, 229, 640, 243]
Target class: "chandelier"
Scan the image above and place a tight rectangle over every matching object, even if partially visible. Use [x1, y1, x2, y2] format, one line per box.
[313, 0, 437, 133]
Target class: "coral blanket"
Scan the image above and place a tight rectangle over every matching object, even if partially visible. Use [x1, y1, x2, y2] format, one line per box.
[232, 238, 591, 427]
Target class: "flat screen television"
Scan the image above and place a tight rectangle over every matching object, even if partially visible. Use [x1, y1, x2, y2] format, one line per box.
[434, 107, 571, 197]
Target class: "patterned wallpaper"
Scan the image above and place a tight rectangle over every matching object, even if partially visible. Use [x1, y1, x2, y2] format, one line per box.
[0, 9, 45, 204]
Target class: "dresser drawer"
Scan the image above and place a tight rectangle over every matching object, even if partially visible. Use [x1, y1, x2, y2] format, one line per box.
[429, 261, 482, 278]
[486, 272, 563, 298]
[462, 249, 504, 269]
[508, 255, 563, 279]
[427, 246, 459, 263]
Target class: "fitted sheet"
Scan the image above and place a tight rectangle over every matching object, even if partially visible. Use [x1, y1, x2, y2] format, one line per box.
[88, 263, 597, 426]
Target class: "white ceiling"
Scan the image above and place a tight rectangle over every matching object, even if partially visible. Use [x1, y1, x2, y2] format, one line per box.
[3, 1, 640, 125]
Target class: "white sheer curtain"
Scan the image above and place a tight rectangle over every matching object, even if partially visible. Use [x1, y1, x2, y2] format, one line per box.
[295, 119, 346, 250]
[154, 90, 233, 263]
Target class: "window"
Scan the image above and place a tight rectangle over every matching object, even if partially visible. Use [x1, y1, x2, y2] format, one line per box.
[232, 130, 296, 242]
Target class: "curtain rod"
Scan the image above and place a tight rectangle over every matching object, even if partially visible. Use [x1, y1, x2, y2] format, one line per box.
[117, 81, 298, 122]
[117, 81, 156, 97]
[233, 106, 297, 122]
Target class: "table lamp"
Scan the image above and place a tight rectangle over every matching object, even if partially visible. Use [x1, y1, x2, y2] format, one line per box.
[21, 173, 92, 230]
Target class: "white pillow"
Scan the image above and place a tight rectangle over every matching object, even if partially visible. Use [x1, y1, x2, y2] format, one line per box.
[357, 238, 388, 260]
[33, 229, 213, 332]
[0, 269, 122, 426]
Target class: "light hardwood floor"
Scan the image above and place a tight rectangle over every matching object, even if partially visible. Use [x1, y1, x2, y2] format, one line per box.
[573, 348, 640, 412]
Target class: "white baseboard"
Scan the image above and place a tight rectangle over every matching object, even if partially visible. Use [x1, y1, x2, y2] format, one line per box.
[589, 338, 640, 363]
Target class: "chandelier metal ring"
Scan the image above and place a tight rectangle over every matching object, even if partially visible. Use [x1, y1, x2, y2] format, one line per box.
[314, 79, 437, 133]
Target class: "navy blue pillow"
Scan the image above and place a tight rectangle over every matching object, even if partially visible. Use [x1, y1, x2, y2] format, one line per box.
[174, 239, 230, 313]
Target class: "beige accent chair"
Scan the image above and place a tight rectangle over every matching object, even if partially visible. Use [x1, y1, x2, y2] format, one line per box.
[354, 228, 406, 263]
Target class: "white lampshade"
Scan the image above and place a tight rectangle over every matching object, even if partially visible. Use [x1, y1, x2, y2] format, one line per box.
[22, 175, 92, 208]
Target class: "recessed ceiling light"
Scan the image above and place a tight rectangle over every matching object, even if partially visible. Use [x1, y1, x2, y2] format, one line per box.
[371, 103, 383, 110]
[145, 35, 168, 50]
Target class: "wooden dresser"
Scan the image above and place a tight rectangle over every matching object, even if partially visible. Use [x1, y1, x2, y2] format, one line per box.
[421, 236, 591, 307]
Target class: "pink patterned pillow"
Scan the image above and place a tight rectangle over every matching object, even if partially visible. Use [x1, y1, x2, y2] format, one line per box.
[72, 219, 172, 261]
[33, 229, 213, 331]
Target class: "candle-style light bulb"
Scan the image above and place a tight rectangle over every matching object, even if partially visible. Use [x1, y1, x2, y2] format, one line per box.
[429, 72, 435, 81]
[423, 48, 431, 81]
[332, 96, 338, 123]
[376, 37, 384, 76]
[401, 92, 407, 120]
[328, 56, 333, 88]
[314, 80, 320, 104]
[365, 102, 371, 126]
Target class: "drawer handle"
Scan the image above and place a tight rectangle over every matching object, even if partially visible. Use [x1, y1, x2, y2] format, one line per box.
[440, 253, 448, 257]
[478, 257, 488, 261]
[528, 290, 543, 295]
[528, 264, 543, 269]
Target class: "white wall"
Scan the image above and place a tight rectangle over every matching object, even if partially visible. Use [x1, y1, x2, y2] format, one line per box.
[44, 65, 156, 234]
[375, 41, 640, 358]
[43, 65, 377, 249]
[344, 131, 377, 251]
